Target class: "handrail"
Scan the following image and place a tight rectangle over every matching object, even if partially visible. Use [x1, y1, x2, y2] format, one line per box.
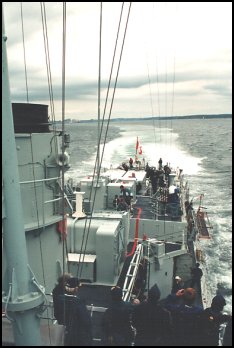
[20, 177, 60, 184]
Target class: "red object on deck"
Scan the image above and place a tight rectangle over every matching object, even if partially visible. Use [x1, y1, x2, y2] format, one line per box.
[57, 216, 67, 240]
[127, 207, 142, 257]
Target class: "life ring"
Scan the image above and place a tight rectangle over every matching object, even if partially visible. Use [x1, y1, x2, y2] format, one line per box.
[56, 152, 70, 166]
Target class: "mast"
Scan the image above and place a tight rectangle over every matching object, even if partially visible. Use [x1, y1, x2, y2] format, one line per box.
[2, 8, 44, 346]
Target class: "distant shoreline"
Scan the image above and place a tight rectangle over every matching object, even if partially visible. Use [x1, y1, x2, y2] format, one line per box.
[53, 114, 232, 124]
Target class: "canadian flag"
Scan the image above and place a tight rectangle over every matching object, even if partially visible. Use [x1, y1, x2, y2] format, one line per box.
[135, 137, 143, 156]
[136, 137, 139, 152]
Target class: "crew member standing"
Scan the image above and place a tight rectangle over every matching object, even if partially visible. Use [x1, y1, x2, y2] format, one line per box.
[158, 157, 163, 170]
[102, 286, 134, 346]
[120, 185, 132, 206]
[190, 262, 203, 295]
[52, 274, 92, 346]
[129, 157, 133, 169]
[200, 294, 232, 346]
[132, 283, 173, 346]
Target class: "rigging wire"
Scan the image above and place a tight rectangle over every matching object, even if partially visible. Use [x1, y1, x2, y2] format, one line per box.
[97, 2, 102, 175]
[29, 135, 52, 344]
[152, 3, 162, 152]
[76, 1, 125, 278]
[169, 3, 179, 148]
[79, 3, 132, 279]
[151, 2, 178, 161]
[153, 2, 163, 147]
[40, 2, 58, 154]
[20, 2, 29, 102]
[165, 56, 168, 147]
[60, 2, 72, 337]
[170, 55, 176, 147]
[61, 2, 68, 276]
[146, 54, 157, 150]
[77, 2, 132, 279]
[155, 54, 162, 143]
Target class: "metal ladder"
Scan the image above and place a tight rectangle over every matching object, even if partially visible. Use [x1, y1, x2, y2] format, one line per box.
[122, 244, 144, 302]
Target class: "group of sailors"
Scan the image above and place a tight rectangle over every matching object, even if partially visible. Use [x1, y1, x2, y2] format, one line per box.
[145, 159, 172, 195]
[52, 273, 232, 346]
[118, 156, 146, 172]
[102, 273, 232, 346]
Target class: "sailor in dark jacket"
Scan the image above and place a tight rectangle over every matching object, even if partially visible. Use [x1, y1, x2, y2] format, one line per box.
[102, 286, 134, 346]
[132, 283, 173, 346]
[190, 262, 203, 295]
[164, 287, 203, 346]
[200, 294, 232, 346]
[52, 274, 92, 346]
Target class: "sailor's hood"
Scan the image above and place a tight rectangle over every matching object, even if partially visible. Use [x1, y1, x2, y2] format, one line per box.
[148, 283, 161, 303]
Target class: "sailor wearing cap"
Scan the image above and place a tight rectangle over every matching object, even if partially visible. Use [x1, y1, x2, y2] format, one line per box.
[171, 275, 184, 294]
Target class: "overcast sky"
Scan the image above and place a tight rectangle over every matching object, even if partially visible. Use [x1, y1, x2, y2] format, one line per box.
[3, 2, 232, 121]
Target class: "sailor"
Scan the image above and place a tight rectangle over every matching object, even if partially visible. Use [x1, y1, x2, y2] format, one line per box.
[121, 162, 129, 172]
[190, 262, 203, 295]
[129, 157, 134, 169]
[52, 274, 92, 346]
[117, 197, 129, 211]
[158, 157, 163, 170]
[164, 287, 204, 346]
[163, 163, 171, 180]
[151, 170, 159, 194]
[120, 185, 132, 206]
[102, 286, 134, 346]
[113, 195, 120, 209]
[171, 275, 184, 294]
[132, 283, 173, 346]
[200, 294, 232, 346]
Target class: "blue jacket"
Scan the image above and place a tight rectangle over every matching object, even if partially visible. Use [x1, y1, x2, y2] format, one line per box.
[102, 300, 134, 346]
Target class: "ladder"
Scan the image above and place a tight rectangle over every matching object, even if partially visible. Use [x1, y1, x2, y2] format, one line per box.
[122, 244, 144, 302]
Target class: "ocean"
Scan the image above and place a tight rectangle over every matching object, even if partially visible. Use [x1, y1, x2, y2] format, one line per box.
[64, 117, 232, 313]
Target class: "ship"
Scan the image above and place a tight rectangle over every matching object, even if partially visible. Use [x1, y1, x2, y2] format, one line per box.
[2, 3, 231, 347]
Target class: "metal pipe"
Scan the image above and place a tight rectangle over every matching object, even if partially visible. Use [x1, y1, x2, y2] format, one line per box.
[2, 8, 43, 345]
[71, 217, 79, 253]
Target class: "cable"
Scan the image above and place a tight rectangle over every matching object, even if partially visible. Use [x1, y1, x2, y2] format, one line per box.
[40, 2, 58, 155]
[20, 3, 29, 102]
[77, 2, 132, 279]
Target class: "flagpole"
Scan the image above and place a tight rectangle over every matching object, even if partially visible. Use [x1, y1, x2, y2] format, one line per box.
[136, 136, 139, 154]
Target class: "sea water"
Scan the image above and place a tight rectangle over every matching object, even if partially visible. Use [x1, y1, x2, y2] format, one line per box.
[65, 117, 232, 313]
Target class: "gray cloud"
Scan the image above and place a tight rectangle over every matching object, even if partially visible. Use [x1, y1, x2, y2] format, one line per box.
[203, 84, 232, 98]
[9, 66, 232, 104]
[4, 2, 232, 119]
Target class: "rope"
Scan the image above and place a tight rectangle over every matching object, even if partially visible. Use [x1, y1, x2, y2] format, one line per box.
[40, 2, 58, 153]
[146, 57, 157, 148]
[170, 55, 176, 147]
[77, 2, 132, 279]
[97, 2, 102, 175]
[30, 134, 52, 344]
[20, 2, 29, 102]
[169, 3, 178, 148]
[61, 2, 69, 276]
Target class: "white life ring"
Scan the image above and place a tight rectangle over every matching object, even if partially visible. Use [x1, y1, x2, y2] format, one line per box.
[56, 152, 70, 166]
